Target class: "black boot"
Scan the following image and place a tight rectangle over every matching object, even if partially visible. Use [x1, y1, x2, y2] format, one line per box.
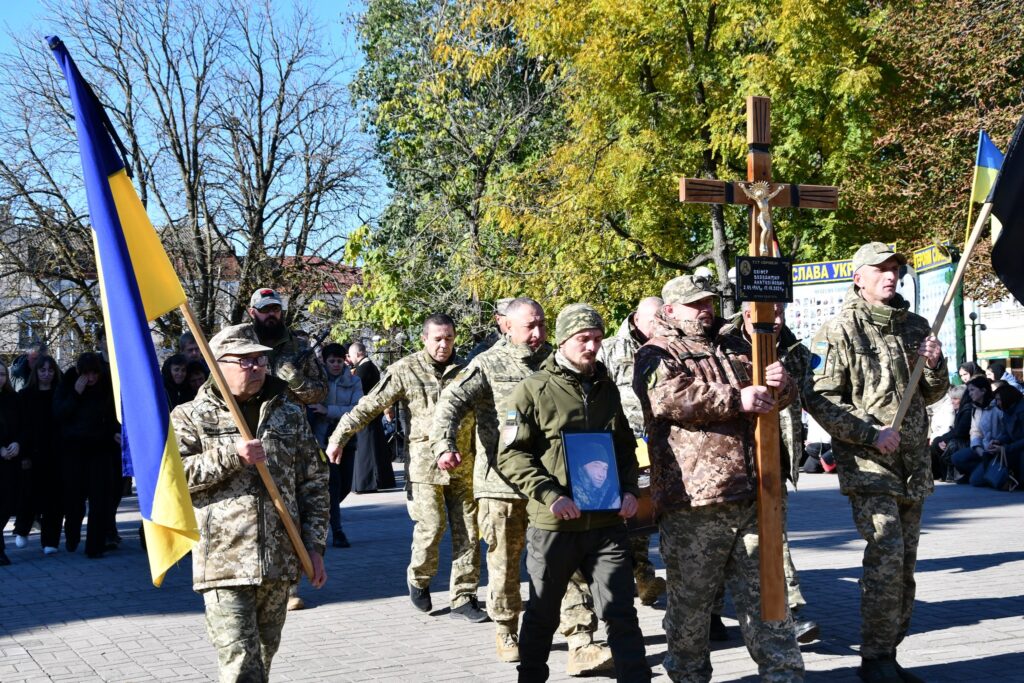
[709, 613, 729, 641]
[409, 583, 432, 612]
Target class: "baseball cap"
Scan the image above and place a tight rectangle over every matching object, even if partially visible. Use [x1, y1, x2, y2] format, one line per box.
[851, 242, 907, 273]
[249, 287, 284, 310]
[661, 274, 717, 306]
[208, 323, 273, 360]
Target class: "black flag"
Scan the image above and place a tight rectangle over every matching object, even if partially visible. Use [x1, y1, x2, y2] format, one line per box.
[991, 115, 1024, 302]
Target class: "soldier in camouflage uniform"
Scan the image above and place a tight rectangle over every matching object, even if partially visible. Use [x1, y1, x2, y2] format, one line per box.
[597, 296, 666, 607]
[467, 297, 514, 361]
[326, 313, 487, 621]
[246, 286, 328, 611]
[804, 243, 946, 683]
[498, 303, 648, 683]
[431, 298, 613, 674]
[719, 303, 819, 644]
[173, 324, 329, 683]
[633, 275, 804, 683]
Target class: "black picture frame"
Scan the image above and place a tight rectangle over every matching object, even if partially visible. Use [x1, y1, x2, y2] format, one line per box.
[562, 430, 622, 512]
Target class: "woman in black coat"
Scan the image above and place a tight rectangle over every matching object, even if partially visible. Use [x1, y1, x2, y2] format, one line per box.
[0, 359, 23, 565]
[20, 355, 63, 553]
[53, 352, 120, 558]
[161, 354, 192, 409]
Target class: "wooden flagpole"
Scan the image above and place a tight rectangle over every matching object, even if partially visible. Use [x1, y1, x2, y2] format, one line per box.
[890, 202, 993, 430]
[179, 302, 315, 580]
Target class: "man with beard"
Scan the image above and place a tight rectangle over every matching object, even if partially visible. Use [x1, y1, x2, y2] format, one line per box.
[246, 287, 328, 611]
[597, 296, 667, 607]
[327, 314, 487, 622]
[633, 275, 804, 682]
[499, 303, 647, 683]
[431, 298, 614, 674]
[804, 243, 946, 683]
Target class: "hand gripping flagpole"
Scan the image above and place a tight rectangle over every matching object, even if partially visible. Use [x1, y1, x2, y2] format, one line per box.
[890, 202, 993, 430]
[180, 302, 315, 580]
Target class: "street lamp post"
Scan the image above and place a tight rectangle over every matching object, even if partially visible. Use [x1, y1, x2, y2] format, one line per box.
[968, 312, 987, 364]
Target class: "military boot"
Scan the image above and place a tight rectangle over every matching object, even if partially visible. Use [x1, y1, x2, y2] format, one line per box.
[636, 574, 666, 606]
[709, 613, 729, 641]
[409, 583, 432, 612]
[450, 596, 489, 623]
[857, 657, 902, 683]
[287, 584, 305, 611]
[891, 653, 925, 683]
[566, 643, 614, 677]
[495, 630, 520, 663]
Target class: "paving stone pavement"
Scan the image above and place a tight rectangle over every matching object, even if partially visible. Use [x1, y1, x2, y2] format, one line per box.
[2, 469, 1024, 682]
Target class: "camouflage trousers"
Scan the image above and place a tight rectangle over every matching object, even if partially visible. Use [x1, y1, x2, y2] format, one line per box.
[478, 497, 600, 644]
[201, 579, 290, 683]
[712, 493, 806, 613]
[407, 479, 480, 607]
[660, 502, 804, 683]
[849, 493, 923, 659]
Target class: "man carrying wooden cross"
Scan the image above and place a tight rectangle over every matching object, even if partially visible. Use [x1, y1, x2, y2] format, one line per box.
[804, 243, 946, 683]
[633, 274, 804, 682]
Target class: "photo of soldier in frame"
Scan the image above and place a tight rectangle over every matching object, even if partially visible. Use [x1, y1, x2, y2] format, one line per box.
[562, 430, 622, 512]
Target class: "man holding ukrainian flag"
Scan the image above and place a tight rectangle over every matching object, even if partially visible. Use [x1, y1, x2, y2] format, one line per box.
[50, 36, 329, 683]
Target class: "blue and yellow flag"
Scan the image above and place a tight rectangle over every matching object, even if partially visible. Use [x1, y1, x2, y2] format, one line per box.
[49, 37, 198, 586]
[968, 130, 1004, 242]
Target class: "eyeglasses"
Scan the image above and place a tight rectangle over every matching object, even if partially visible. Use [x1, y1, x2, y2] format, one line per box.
[219, 356, 269, 370]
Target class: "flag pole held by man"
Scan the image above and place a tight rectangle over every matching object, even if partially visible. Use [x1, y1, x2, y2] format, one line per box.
[48, 35, 198, 586]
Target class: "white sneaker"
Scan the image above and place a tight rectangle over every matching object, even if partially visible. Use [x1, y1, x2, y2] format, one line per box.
[43, 546, 59, 555]
[14, 535, 27, 549]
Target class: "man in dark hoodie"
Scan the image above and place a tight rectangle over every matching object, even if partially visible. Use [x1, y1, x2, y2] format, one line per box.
[499, 303, 647, 682]
[804, 242, 947, 683]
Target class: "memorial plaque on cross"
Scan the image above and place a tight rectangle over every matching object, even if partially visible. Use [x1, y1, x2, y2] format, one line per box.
[680, 96, 839, 620]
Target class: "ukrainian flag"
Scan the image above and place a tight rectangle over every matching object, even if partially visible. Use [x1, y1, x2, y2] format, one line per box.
[49, 37, 198, 586]
[969, 130, 1004, 241]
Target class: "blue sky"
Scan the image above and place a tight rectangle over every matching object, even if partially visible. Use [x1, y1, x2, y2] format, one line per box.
[0, 1, 365, 65]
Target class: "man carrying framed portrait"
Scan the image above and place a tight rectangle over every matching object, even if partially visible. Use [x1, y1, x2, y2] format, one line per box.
[498, 303, 649, 682]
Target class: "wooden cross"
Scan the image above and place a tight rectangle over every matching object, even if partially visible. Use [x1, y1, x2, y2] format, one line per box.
[680, 96, 839, 621]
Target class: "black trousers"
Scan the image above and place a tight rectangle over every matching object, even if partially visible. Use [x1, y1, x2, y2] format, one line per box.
[61, 440, 119, 556]
[519, 524, 648, 682]
[328, 442, 356, 535]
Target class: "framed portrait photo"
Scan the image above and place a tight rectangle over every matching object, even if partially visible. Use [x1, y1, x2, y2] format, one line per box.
[562, 430, 622, 512]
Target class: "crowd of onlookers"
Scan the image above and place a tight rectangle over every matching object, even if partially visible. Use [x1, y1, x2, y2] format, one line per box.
[929, 361, 1024, 490]
[0, 333, 406, 565]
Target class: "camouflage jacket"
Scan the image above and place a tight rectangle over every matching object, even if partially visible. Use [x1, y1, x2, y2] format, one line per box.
[173, 376, 329, 591]
[498, 353, 639, 531]
[633, 314, 796, 512]
[597, 315, 648, 437]
[720, 320, 810, 486]
[255, 325, 328, 406]
[803, 288, 949, 500]
[328, 350, 474, 486]
[430, 337, 552, 499]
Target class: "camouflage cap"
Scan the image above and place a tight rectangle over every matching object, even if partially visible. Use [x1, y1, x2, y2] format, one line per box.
[249, 287, 285, 310]
[851, 242, 907, 273]
[661, 274, 717, 305]
[495, 298, 515, 316]
[555, 303, 605, 346]
[208, 323, 273, 360]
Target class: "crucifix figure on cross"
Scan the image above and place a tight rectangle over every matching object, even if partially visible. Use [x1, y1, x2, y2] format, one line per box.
[680, 96, 839, 620]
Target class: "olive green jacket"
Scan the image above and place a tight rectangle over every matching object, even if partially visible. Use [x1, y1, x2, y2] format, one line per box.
[498, 354, 639, 531]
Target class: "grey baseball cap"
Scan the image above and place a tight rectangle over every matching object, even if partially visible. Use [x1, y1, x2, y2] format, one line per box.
[851, 242, 907, 273]
[208, 323, 273, 360]
[249, 287, 285, 310]
[661, 274, 717, 305]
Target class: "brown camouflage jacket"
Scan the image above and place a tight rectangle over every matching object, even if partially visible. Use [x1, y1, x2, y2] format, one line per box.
[597, 315, 648, 437]
[633, 314, 795, 512]
[720, 320, 810, 486]
[328, 350, 474, 486]
[173, 375, 329, 591]
[256, 324, 328, 406]
[430, 337, 551, 499]
[804, 288, 949, 499]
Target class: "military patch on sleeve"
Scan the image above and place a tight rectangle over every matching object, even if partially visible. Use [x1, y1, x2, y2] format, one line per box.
[642, 362, 661, 390]
[502, 410, 520, 446]
[810, 339, 830, 376]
